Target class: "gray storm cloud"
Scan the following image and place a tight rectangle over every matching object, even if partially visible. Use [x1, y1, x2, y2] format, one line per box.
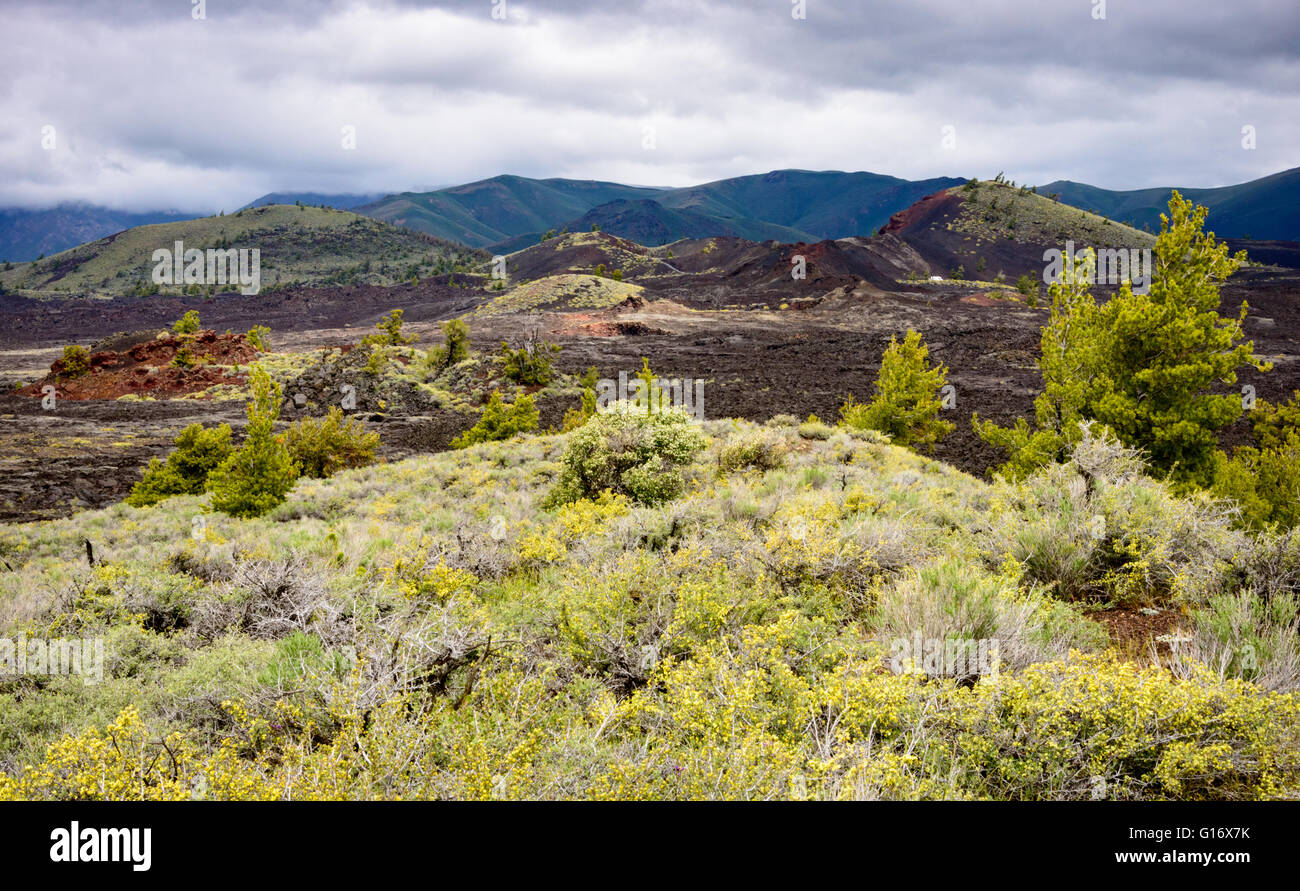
[1, 0, 1296, 211]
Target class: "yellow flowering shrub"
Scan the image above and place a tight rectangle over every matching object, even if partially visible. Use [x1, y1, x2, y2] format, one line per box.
[516, 491, 629, 566]
[4, 419, 1299, 802]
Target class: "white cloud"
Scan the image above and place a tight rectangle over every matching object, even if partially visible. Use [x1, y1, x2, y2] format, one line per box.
[0, 0, 1296, 210]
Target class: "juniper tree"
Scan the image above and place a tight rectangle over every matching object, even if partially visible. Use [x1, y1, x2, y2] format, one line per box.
[207, 366, 299, 517]
[976, 192, 1268, 485]
[974, 263, 1103, 479]
[1088, 192, 1267, 485]
[841, 329, 953, 450]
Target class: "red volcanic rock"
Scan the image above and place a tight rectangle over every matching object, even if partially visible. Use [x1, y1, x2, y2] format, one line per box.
[20, 330, 256, 401]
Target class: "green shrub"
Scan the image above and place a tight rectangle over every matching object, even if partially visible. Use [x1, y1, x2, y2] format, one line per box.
[1170, 589, 1300, 692]
[246, 325, 271, 352]
[499, 338, 560, 386]
[1211, 394, 1300, 530]
[547, 403, 706, 506]
[1254, 392, 1300, 451]
[797, 414, 833, 440]
[257, 632, 350, 689]
[422, 319, 471, 378]
[984, 427, 1243, 607]
[441, 318, 470, 365]
[840, 330, 953, 450]
[562, 387, 598, 432]
[1211, 438, 1300, 531]
[172, 310, 201, 335]
[561, 366, 601, 432]
[364, 348, 388, 376]
[362, 309, 416, 347]
[940, 654, 1300, 800]
[285, 408, 380, 478]
[874, 559, 1106, 680]
[451, 390, 539, 448]
[60, 345, 91, 378]
[127, 423, 233, 507]
[171, 343, 201, 369]
[718, 430, 788, 474]
[206, 366, 300, 517]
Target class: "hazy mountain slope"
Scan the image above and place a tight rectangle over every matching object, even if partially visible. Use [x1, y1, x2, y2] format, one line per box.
[0, 205, 203, 264]
[239, 192, 385, 211]
[360, 170, 967, 248]
[1042, 167, 1300, 240]
[658, 169, 968, 240]
[359, 176, 666, 246]
[496, 198, 818, 251]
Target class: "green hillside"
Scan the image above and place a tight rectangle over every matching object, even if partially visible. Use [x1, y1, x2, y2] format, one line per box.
[565, 199, 814, 246]
[0, 205, 485, 298]
[952, 180, 1157, 248]
[357, 170, 967, 250]
[359, 176, 665, 246]
[660, 169, 966, 240]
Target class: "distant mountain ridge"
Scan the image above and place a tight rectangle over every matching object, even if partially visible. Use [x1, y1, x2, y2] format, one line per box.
[356, 169, 969, 250]
[1039, 167, 1300, 241]
[238, 192, 385, 211]
[355, 167, 1299, 251]
[3, 167, 1295, 264]
[0, 205, 202, 264]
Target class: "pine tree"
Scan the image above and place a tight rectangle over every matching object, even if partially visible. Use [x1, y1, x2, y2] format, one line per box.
[207, 366, 299, 517]
[974, 259, 1104, 479]
[1089, 192, 1267, 485]
[976, 192, 1268, 485]
[841, 329, 953, 450]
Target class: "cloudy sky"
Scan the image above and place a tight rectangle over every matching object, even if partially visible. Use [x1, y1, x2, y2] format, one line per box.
[2, 0, 1296, 212]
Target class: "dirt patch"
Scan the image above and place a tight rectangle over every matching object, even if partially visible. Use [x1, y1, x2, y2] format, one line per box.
[563, 320, 670, 337]
[1094, 607, 1191, 659]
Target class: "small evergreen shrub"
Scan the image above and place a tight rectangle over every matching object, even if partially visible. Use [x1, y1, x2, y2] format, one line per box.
[422, 319, 471, 378]
[60, 345, 91, 378]
[840, 329, 953, 450]
[451, 391, 539, 448]
[206, 366, 299, 517]
[1211, 393, 1300, 530]
[561, 366, 601, 432]
[172, 310, 201, 335]
[171, 343, 201, 369]
[362, 309, 416, 347]
[246, 325, 271, 352]
[499, 338, 560, 386]
[127, 423, 233, 507]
